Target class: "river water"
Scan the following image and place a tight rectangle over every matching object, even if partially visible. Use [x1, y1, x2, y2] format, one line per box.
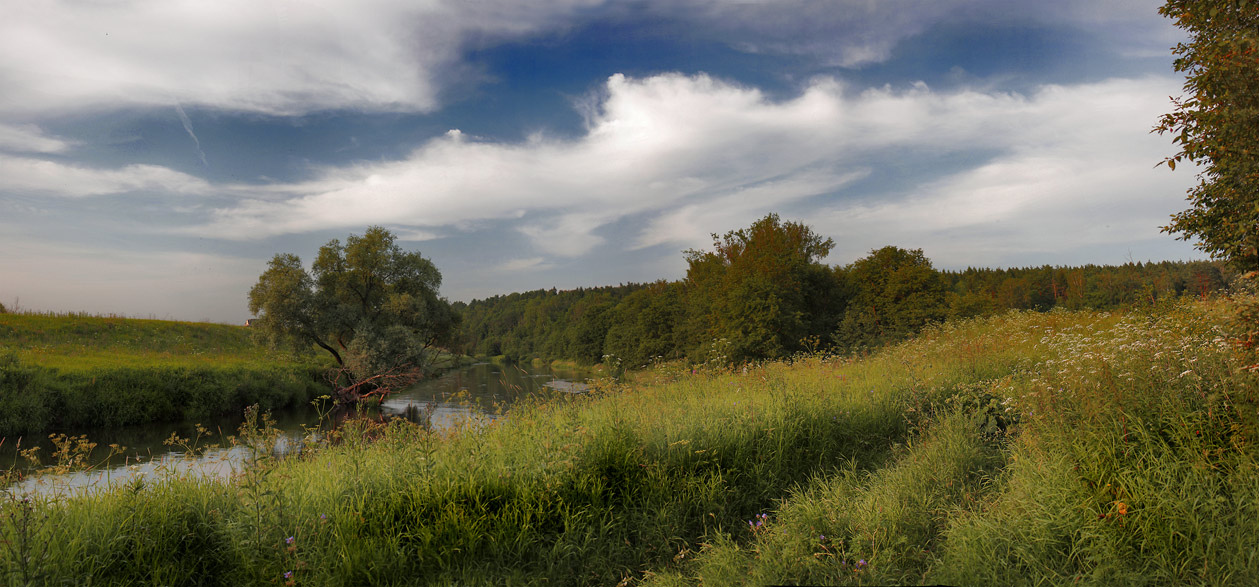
[3, 362, 588, 496]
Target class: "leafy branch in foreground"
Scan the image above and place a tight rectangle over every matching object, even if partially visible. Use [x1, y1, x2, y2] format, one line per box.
[1156, 0, 1259, 269]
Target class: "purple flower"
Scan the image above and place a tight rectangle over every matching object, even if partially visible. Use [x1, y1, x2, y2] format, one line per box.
[857, 559, 867, 569]
[284, 571, 293, 579]
[285, 536, 295, 545]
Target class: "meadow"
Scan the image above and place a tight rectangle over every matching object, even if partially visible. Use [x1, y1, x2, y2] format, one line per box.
[0, 312, 330, 436]
[2, 298, 1256, 585]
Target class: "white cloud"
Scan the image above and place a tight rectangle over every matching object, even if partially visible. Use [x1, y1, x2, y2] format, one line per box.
[192, 73, 882, 246]
[0, 154, 212, 197]
[0, 0, 605, 116]
[192, 72, 1191, 266]
[0, 123, 77, 154]
[0, 0, 1176, 117]
[496, 257, 556, 272]
[811, 77, 1199, 267]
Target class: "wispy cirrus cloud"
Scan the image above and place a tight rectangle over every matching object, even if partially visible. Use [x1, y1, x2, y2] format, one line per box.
[0, 123, 77, 154]
[0, 155, 212, 198]
[0, 0, 613, 116]
[0, 0, 1176, 118]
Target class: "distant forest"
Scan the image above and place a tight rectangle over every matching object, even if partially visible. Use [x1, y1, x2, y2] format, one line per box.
[454, 215, 1231, 367]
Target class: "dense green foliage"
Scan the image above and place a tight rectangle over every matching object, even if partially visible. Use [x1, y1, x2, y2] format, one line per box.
[5, 299, 1255, 584]
[0, 313, 329, 436]
[249, 227, 458, 400]
[835, 246, 948, 350]
[456, 215, 1230, 367]
[1157, 0, 1259, 269]
[454, 284, 647, 359]
[682, 214, 845, 362]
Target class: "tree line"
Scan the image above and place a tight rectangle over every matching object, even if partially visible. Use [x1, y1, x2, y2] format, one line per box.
[454, 214, 1232, 368]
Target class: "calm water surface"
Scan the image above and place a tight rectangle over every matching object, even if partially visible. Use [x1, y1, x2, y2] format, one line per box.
[4, 362, 587, 495]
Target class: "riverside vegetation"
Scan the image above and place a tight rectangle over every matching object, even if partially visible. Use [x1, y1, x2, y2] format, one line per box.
[1, 296, 1255, 584]
[0, 311, 330, 437]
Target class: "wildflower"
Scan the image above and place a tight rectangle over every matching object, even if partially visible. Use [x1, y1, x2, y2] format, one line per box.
[1116, 502, 1128, 516]
[284, 571, 293, 579]
[856, 559, 867, 569]
[286, 536, 295, 545]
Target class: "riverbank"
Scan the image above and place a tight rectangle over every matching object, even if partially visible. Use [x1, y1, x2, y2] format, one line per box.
[3, 299, 1256, 584]
[0, 313, 331, 437]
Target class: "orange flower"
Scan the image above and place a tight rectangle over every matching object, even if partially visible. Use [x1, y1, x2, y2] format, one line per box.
[1115, 501, 1128, 516]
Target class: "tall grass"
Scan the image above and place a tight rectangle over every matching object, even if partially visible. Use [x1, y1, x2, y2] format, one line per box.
[2, 299, 1255, 585]
[0, 313, 330, 436]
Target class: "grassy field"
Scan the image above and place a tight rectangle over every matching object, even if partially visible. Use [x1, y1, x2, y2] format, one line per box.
[2, 299, 1256, 585]
[0, 312, 331, 436]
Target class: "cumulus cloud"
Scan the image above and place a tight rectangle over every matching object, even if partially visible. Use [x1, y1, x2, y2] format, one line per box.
[192, 73, 878, 243]
[809, 77, 1197, 267]
[191, 72, 1190, 268]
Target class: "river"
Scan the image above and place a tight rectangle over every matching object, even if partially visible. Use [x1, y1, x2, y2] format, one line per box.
[3, 361, 588, 496]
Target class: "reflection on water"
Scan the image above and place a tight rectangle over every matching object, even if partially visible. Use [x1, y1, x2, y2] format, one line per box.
[4, 362, 587, 496]
[380, 362, 587, 428]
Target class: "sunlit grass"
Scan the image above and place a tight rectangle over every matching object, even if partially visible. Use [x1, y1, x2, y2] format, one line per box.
[3, 299, 1256, 585]
[1, 312, 275, 371]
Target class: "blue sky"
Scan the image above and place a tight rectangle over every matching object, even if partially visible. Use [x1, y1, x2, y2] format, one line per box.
[1, 0, 1203, 323]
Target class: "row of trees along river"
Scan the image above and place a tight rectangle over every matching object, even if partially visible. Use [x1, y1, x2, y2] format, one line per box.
[453, 214, 1232, 369]
[5, 217, 1232, 493]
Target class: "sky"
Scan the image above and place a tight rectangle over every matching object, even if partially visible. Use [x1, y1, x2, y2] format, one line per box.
[0, 0, 1206, 323]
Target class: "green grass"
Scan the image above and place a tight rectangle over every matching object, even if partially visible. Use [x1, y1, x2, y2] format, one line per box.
[0, 312, 331, 436]
[1, 312, 276, 371]
[2, 299, 1256, 585]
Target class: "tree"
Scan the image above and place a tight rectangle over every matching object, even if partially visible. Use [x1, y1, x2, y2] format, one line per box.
[248, 227, 458, 404]
[681, 214, 846, 363]
[1156, 0, 1259, 269]
[835, 246, 948, 351]
[603, 281, 686, 368]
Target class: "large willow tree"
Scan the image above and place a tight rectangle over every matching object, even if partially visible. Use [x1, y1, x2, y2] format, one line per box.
[1157, 0, 1259, 269]
[248, 227, 458, 403]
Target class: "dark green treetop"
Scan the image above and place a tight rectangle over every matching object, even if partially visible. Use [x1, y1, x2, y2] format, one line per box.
[682, 213, 845, 363]
[835, 246, 948, 351]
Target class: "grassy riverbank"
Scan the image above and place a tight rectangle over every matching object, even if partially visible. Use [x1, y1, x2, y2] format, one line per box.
[0, 313, 331, 436]
[3, 299, 1256, 584]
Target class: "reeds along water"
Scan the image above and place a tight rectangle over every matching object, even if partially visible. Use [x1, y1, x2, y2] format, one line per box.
[1, 299, 1256, 585]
